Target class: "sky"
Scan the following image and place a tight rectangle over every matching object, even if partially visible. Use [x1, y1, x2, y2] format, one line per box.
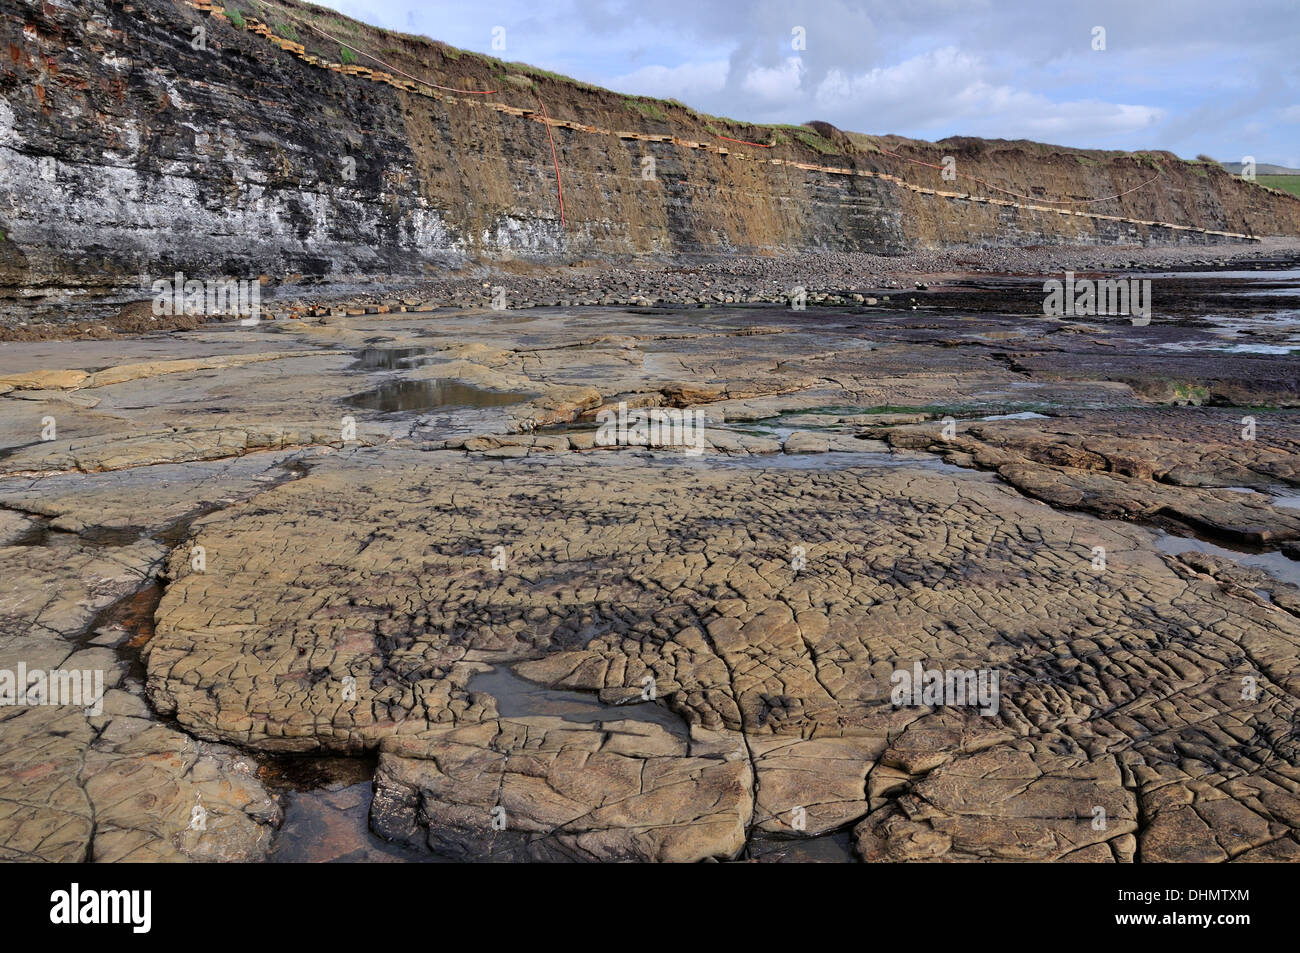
[311, 0, 1300, 167]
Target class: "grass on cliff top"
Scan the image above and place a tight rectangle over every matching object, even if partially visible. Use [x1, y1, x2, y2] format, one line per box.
[791, 129, 840, 155]
[253, 0, 837, 144]
[624, 98, 668, 122]
[1254, 175, 1300, 198]
[246, 0, 1198, 174]
[847, 133, 1186, 169]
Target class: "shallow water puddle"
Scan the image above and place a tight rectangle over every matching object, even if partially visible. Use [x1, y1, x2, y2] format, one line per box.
[268, 783, 443, 863]
[266, 665, 693, 863]
[349, 346, 439, 370]
[259, 756, 441, 863]
[691, 450, 982, 475]
[467, 665, 687, 734]
[347, 378, 532, 412]
[746, 829, 856, 863]
[1156, 532, 1300, 588]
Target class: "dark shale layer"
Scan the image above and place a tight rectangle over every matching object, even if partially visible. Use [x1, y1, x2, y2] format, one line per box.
[3, 0, 1300, 318]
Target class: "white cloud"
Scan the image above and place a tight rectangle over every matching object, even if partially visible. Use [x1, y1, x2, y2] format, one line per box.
[740, 57, 806, 106]
[815, 47, 981, 120]
[609, 60, 729, 100]
[312, 0, 1300, 164]
[814, 47, 1163, 141]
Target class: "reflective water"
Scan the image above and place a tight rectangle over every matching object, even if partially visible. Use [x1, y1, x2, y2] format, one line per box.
[350, 346, 439, 370]
[1156, 532, 1300, 587]
[348, 379, 532, 412]
[262, 756, 441, 864]
[467, 665, 687, 735]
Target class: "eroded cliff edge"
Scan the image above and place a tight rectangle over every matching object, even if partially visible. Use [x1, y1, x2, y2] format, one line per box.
[2, 0, 1299, 311]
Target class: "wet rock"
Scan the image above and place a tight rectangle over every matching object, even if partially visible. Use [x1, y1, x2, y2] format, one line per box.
[876, 409, 1300, 545]
[782, 431, 873, 453]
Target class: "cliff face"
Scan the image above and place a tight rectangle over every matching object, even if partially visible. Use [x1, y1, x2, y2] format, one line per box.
[3, 0, 1300, 311]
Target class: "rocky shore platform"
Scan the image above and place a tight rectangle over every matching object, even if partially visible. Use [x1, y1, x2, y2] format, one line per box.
[3, 247, 1299, 862]
[7, 239, 1300, 339]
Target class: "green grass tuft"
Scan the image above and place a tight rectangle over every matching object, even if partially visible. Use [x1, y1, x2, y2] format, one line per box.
[624, 98, 667, 122]
[792, 129, 840, 155]
[1254, 175, 1300, 199]
[1169, 383, 1210, 405]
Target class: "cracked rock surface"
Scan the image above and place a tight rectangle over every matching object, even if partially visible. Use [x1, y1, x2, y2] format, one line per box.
[3, 281, 1300, 862]
[0, 534, 278, 861]
[143, 451, 1300, 862]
